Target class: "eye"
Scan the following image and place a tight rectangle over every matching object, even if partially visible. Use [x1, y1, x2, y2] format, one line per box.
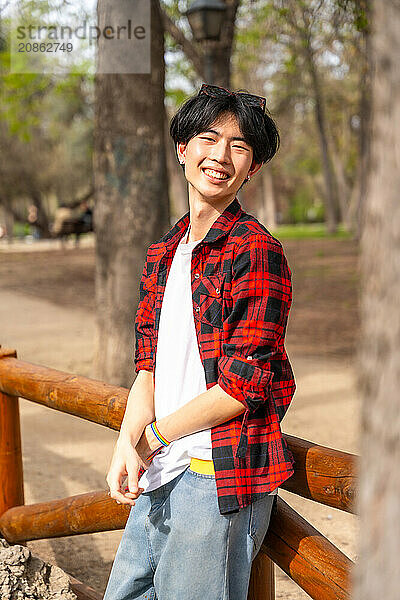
[200, 136, 215, 141]
[233, 145, 249, 151]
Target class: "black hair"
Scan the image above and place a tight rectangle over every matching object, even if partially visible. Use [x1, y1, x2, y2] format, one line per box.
[169, 86, 280, 189]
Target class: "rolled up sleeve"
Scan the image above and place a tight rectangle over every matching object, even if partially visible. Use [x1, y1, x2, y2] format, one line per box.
[217, 234, 292, 413]
[134, 254, 157, 374]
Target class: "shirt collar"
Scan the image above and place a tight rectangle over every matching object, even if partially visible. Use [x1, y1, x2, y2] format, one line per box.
[163, 196, 244, 249]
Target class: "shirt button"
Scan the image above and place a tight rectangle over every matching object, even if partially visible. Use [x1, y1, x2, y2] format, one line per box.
[215, 288, 220, 294]
[247, 355, 253, 360]
[194, 273, 200, 279]
[195, 306, 200, 312]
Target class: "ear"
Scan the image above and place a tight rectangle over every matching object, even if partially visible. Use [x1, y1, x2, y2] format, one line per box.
[248, 158, 263, 178]
[177, 142, 187, 164]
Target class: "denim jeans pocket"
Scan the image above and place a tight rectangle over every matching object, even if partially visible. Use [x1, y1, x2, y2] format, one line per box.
[148, 495, 170, 518]
[248, 494, 276, 558]
[147, 471, 187, 517]
[147, 498, 167, 517]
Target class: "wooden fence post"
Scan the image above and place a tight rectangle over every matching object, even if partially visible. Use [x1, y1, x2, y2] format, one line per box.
[248, 552, 275, 600]
[0, 349, 358, 599]
[0, 347, 24, 520]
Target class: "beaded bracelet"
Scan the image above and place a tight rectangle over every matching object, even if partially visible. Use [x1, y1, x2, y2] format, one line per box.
[150, 421, 171, 448]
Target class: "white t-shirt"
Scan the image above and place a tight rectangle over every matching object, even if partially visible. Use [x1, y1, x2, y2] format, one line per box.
[138, 223, 278, 496]
[138, 224, 212, 492]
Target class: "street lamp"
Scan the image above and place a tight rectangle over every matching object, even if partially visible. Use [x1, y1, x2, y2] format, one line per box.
[185, 0, 227, 84]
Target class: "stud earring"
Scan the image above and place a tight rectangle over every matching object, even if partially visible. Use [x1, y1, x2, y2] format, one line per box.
[246, 174, 251, 180]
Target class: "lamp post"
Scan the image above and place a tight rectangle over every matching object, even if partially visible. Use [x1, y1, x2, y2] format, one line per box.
[185, 0, 227, 84]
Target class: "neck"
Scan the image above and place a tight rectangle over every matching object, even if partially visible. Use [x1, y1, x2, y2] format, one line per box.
[186, 192, 236, 243]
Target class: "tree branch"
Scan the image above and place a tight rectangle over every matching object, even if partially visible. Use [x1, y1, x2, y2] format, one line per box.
[160, 6, 204, 77]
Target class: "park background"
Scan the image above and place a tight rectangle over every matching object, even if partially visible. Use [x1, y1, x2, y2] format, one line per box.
[0, 0, 397, 599]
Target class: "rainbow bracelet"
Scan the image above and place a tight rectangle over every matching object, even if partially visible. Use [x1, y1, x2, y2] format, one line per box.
[147, 446, 162, 462]
[150, 421, 171, 448]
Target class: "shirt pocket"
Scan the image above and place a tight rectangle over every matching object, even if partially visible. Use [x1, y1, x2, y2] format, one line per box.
[198, 272, 225, 328]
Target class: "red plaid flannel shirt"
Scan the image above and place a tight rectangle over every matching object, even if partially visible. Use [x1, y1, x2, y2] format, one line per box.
[134, 197, 296, 514]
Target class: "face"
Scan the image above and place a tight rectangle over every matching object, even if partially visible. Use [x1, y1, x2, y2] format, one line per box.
[177, 112, 262, 203]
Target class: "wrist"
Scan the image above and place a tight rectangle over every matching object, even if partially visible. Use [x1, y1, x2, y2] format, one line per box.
[119, 414, 154, 445]
[143, 424, 158, 454]
[147, 421, 171, 452]
[118, 428, 139, 448]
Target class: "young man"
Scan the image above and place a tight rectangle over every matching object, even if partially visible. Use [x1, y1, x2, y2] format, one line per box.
[104, 83, 296, 600]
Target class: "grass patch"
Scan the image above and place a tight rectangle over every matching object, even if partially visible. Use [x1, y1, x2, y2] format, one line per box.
[270, 223, 352, 240]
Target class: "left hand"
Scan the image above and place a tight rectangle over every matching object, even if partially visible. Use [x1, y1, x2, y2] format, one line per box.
[136, 423, 163, 463]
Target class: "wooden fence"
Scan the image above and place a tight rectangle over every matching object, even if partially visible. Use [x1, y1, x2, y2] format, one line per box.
[0, 345, 357, 600]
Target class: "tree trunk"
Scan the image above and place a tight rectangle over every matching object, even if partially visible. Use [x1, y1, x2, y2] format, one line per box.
[331, 144, 352, 229]
[2, 203, 14, 243]
[212, 43, 232, 87]
[165, 112, 188, 221]
[31, 191, 51, 238]
[307, 50, 340, 234]
[260, 168, 277, 231]
[354, 1, 400, 598]
[93, 0, 169, 387]
[200, 0, 239, 86]
[353, 1, 373, 240]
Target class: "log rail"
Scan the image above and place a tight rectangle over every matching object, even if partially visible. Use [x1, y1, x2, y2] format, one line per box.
[0, 347, 358, 600]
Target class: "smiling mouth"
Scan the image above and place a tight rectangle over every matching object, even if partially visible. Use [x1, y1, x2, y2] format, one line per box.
[202, 168, 230, 182]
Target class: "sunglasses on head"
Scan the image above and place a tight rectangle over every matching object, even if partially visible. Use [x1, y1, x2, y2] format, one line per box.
[198, 83, 266, 113]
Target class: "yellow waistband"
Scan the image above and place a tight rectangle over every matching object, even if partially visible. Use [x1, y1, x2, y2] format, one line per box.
[190, 457, 215, 475]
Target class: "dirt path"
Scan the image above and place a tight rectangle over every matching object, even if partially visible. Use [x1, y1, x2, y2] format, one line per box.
[0, 285, 359, 598]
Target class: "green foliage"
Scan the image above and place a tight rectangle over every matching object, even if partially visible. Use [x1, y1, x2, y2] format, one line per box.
[0, 40, 93, 217]
[162, 0, 188, 22]
[336, 0, 370, 33]
[288, 188, 325, 224]
[284, 54, 297, 75]
[13, 222, 31, 237]
[0, 68, 51, 141]
[297, 155, 321, 177]
[165, 87, 191, 107]
[0, 0, 366, 234]
[271, 223, 351, 239]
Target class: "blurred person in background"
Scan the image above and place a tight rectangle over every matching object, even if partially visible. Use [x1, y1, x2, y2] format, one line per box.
[27, 204, 40, 240]
[51, 203, 75, 237]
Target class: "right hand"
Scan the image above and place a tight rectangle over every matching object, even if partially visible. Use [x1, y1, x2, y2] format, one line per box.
[106, 434, 150, 506]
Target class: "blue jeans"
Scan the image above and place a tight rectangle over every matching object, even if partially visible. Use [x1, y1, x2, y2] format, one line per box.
[103, 467, 276, 600]
[103, 465, 276, 600]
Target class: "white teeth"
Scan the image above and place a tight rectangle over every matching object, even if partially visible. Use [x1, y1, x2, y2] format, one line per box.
[203, 168, 229, 180]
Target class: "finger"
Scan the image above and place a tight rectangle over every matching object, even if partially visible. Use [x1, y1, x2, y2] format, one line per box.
[124, 487, 144, 499]
[126, 462, 140, 495]
[106, 469, 125, 494]
[109, 487, 136, 506]
[108, 472, 133, 505]
[121, 475, 143, 495]
[120, 483, 143, 497]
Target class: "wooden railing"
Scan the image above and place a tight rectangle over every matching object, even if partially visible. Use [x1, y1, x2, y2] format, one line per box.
[0, 345, 357, 600]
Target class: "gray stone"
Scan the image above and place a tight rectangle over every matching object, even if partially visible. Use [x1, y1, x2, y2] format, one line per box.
[0, 538, 77, 600]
